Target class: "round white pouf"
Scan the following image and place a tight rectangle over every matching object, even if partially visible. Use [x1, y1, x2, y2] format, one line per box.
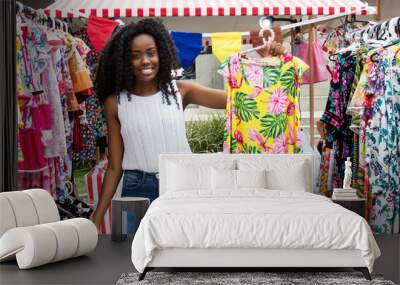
[23, 189, 60, 224]
[63, 218, 98, 257]
[0, 226, 57, 269]
[0, 196, 17, 237]
[0, 192, 39, 227]
[42, 221, 79, 262]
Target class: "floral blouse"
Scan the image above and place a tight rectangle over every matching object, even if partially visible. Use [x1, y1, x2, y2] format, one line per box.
[363, 44, 400, 234]
[218, 54, 308, 154]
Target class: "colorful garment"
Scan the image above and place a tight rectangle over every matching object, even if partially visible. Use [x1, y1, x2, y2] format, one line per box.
[346, 52, 367, 194]
[320, 51, 358, 188]
[44, 29, 68, 159]
[364, 45, 400, 234]
[219, 54, 308, 154]
[318, 144, 332, 197]
[293, 40, 328, 84]
[72, 28, 99, 165]
[347, 50, 373, 133]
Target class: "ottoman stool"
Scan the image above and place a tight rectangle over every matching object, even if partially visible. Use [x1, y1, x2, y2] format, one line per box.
[111, 197, 150, 242]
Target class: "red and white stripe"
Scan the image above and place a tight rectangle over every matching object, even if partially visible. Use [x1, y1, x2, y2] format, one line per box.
[44, 0, 372, 18]
[85, 164, 112, 235]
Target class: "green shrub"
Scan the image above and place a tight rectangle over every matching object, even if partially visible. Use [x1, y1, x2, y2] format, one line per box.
[186, 114, 225, 153]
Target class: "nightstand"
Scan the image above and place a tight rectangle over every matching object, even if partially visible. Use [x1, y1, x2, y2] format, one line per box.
[111, 197, 150, 242]
[332, 198, 366, 218]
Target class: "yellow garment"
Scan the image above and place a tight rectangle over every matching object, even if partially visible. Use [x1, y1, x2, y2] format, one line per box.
[218, 54, 309, 154]
[211, 32, 242, 63]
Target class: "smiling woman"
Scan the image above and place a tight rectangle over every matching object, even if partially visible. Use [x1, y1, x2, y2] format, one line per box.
[130, 34, 160, 86]
[92, 18, 285, 231]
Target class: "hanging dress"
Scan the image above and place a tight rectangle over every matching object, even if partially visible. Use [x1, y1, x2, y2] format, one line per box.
[218, 54, 308, 154]
[364, 45, 400, 234]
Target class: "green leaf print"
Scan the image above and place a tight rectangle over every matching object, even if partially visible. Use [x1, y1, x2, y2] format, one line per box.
[243, 143, 260, 154]
[263, 66, 280, 89]
[280, 66, 296, 98]
[218, 57, 230, 74]
[240, 64, 251, 86]
[234, 92, 260, 122]
[260, 114, 288, 138]
[231, 137, 238, 152]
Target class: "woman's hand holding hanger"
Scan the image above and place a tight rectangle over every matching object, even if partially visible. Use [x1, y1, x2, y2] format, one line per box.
[261, 27, 286, 56]
[248, 27, 286, 57]
[263, 41, 286, 56]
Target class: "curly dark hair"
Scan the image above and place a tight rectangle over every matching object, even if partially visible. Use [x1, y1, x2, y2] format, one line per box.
[95, 18, 181, 108]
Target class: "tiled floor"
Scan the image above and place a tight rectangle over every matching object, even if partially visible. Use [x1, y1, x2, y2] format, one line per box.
[1, 235, 398, 285]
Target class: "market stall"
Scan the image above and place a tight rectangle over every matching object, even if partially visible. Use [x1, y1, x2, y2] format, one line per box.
[40, 0, 400, 236]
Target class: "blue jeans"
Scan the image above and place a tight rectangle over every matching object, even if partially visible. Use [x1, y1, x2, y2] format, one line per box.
[121, 170, 159, 202]
[121, 170, 159, 234]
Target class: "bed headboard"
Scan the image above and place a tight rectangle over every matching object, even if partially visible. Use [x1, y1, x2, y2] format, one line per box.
[159, 153, 314, 195]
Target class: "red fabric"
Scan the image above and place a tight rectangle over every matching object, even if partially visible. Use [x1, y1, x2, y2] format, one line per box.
[87, 15, 119, 54]
[73, 116, 85, 152]
[76, 89, 93, 103]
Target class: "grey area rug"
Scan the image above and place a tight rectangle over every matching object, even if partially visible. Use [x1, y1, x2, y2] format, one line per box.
[116, 271, 396, 285]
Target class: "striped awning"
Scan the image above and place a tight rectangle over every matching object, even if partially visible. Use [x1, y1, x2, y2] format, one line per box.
[44, 0, 373, 18]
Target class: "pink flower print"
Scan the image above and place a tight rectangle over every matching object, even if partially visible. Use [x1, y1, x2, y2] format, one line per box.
[288, 124, 295, 144]
[331, 91, 339, 99]
[296, 131, 302, 147]
[229, 75, 243, 89]
[274, 134, 288, 154]
[347, 73, 353, 80]
[287, 102, 295, 116]
[227, 102, 235, 132]
[244, 65, 263, 87]
[234, 130, 243, 145]
[332, 71, 339, 84]
[225, 118, 231, 134]
[294, 71, 300, 88]
[284, 54, 293, 63]
[247, 86, 263, 99]
[230, 55, 241, 74]
[269, 88, 288, 115]
[220, 66, 230, 78]
[248, 129, 272, 152]
[223, 141, 229, 153]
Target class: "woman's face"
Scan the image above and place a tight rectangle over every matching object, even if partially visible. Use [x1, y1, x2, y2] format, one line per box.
[131, 34, 160, 84]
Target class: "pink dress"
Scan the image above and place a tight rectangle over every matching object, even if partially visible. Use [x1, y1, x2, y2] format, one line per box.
[293, 40, 328, 84]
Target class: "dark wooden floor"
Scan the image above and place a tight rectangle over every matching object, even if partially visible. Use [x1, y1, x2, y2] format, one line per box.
[0, 236, 134, 285]
[0, 235, 398, 285]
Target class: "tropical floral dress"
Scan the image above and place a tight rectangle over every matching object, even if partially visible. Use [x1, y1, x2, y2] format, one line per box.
[320, 51, 358, 189]
[363, 44, 400, 234]
[218, 54, 308, 154]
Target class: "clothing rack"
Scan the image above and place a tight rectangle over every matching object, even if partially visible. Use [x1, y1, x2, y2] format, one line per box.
[349, 16, 400, 41]
[16, 2, 70, 32]
[201, 8, 377, 38]
[73, 8, 377, 149]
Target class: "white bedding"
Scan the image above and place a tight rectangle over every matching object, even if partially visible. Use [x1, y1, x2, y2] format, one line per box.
[131, 190, 380, 273]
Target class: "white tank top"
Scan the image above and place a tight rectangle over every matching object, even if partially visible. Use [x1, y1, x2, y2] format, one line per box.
[118, 85, 191, 172]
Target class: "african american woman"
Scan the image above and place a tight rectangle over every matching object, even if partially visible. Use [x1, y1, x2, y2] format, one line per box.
[92, 18, 285, 231]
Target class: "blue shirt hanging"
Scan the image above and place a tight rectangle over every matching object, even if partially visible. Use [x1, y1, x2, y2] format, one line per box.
[171, 31, 202, 70]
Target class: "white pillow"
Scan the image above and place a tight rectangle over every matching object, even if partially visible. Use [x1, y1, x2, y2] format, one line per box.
[236, 169, 267, 189]
[237, 158, 309, 191]
[211, 168, 236, 190]
[167, 163, 211, 191]
[166, 159, 235, 192]
[211, 169, 268, 190]
[265, 167, 307, 191]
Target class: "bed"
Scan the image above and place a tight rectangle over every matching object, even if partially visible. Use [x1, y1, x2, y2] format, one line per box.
[131, 153, 380, 280]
